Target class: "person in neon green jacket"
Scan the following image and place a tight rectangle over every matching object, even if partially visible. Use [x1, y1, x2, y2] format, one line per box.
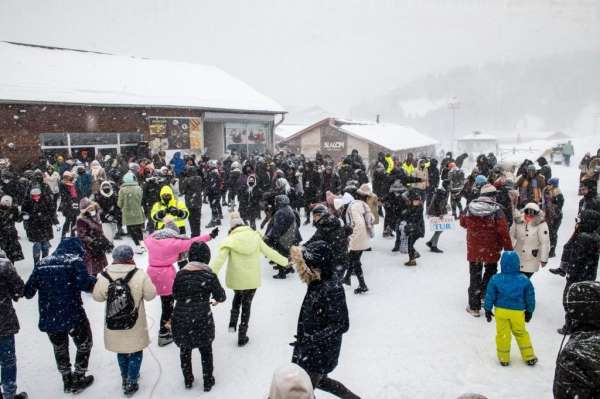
[210, 212, 288, 347]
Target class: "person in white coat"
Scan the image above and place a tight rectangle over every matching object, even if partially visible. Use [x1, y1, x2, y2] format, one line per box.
[342, 189, 374, 294]
[92, 245, 157, 396]
[509, 202, 550, 278]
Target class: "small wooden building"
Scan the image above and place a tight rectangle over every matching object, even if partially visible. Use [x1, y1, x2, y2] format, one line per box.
[278, 118, 437, 165]
[0, 41, 284, 169]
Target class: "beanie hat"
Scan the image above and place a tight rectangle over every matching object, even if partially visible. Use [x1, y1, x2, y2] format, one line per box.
[62, 170, 74, 180]
[229, 211, 244, 228]
[123, 172, 136, 184]
[30, 187, 42, 196]
[268, 363, 315, 399]
[311, 204, 329, 216]
[302, 241, 333, 275]
[0, 195, 12, 207]
[524, 202, 541, 213]
[79, 197, 91, 211]
[548, 177, 559, 187]
[189, 242, 211, 264]
[475, 175, 488, 186]
[356, 183, 373, 197]
[112, 245, 134, 262]
[480, 184, 497, 195]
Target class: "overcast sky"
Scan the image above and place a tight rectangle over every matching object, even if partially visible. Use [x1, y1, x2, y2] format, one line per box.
[1, 0, 598, 114]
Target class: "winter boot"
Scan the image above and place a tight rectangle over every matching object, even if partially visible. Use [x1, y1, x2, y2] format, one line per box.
[285, 266, 295, 275]
[203, 375, 215, 392]
[158, 330, 174, 347]
[526, 358, 538, 366]
[549, 267, 566, 277]
[548, 247, 556, 258]
[465, 306, 481, 318]
[391, 245, 399, 252]
[354, 276, 369, 294]
[414, 250, 421, 259]
[500, 361, 510, 367]
[404, 259, 417, 267]
[425, 241, 432, 249]
[273, 267, 287, 279]
[557, 326, 570, 335]
[205, 220, 217, 228]
[62, 372, 73, 393]
[6, 393, 28, 399]
[430, 247, 443, 253]
[216, 219, 222, 226]
[124, 381, 139, 397]
[71, 374, 94, 394]
[238, 325, 250, 347]
[122, 377, 127, 391]
[184, 374, 194, 389]
[229, 310, 239, 333]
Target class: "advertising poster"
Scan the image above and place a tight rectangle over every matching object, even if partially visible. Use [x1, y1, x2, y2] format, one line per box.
[148, 118, 167, 136]
[168, 118, 190, 150]
[189, 117, 204, 151]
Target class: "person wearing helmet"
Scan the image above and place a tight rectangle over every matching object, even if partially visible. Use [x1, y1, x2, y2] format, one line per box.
[509, 203, 550, 279]
[151, 186, 189, 233]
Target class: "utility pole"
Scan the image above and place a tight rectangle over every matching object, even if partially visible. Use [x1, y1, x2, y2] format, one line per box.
[448, 97, 461, 152]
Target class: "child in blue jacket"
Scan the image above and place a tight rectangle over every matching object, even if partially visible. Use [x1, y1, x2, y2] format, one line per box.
[484, 250, 537, 366]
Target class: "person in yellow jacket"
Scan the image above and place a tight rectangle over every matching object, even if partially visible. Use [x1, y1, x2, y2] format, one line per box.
[151, 185, 189, 233]
[483, 251, 537, 367]
[384, 154, 394, 174]
[401, 153, 416, 177]
[210, 212, 288, 347]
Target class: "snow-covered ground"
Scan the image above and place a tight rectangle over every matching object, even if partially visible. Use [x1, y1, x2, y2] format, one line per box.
[11, 140, 596, 398]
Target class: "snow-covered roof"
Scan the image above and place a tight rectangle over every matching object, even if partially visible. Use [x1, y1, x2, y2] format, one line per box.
[337, 121, 438, 151]
[457, 132, 497, 141]
[0, 41, 284, 113]
[275, 124, 309, 139]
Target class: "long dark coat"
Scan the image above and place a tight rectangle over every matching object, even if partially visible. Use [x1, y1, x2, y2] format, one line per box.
[172, 264, 226, 349]
[292, 279, 349, 374]
[22, 195, 55, 243]
[76, 215, 109, 275]
[0, 205, 24, 262]
[0, 254, 25, 336]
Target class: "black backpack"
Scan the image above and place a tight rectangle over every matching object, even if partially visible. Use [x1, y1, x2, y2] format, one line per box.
[101, 268, 139, 330]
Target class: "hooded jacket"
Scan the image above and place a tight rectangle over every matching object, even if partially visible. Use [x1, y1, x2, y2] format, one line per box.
[553, 281, 600, 399]
[97, 181, 122, 224]
[484, 251, 535, 313]
[460, 197, 513, 263]
[269, 364, 315, 399]
[24, 238, 96, 333]
[150, 185, 189, 230]
[0, 252, 24, 336]
[210, 225, 288, 290]
[169, 151, 185, 177]
[561, 209, 600, 282]
[117, 178, 145, 226]
[510, 210, 551, 273]
[265, 196, 302, 255]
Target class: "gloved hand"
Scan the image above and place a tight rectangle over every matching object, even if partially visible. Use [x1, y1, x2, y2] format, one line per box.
[105, 214, 114, 222]
[71, 203, 79, 210]
[485, 309, 494, 323]
[524, 311, 533, 323]
[156, 210, 166, 220]
[176, 209, 186, 218]
[210, 228, 219, 239]
[21, 212, 30, 221]
[168, 207, 179, 216]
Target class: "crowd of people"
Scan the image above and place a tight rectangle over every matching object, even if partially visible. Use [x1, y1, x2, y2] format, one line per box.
[0, 144, 599, 398]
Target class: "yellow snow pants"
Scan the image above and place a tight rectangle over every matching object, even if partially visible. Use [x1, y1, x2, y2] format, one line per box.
[495, 307, 536, 363]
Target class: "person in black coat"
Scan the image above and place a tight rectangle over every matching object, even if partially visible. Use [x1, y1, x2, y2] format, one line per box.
[96, 180, 124, 241]
[557, 209, 600, 335]
[172, 242, 225, 392]
[59, 172, 82, 238]
[398, 189, 425, 266]
[304, 205, 353, 278]
[383, 180, 407, 238]
[205, 165, 224, 228]
[290, 241, 359, 399]
[237, 175, 262, 229]
[265, 194, 301, 279]
[24, 237, 96, 394]
[425, 181, 450, 253]
[22, 186, 56, 265]
[0, 250, 28, 399]
[321, 165, 341, 198]
[554, 280, 600, 399]
[536, 156, 552, 182]
[141, 173, 161, 233]
[0, 195, 24, 264]
[426, 158, 440, 204]
[302, 162, 322, 224]
[179, 166, 205, 237]
[578, 178, 600, 216]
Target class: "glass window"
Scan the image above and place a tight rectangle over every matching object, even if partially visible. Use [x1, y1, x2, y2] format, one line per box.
[70, 132, 118, 145]
[120, 132, 144, 144]
[40, 133, 68, 147]
[42, 148, 69, 160]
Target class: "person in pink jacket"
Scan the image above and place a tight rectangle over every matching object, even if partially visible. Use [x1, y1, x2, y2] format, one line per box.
[144, 220, 219, 346]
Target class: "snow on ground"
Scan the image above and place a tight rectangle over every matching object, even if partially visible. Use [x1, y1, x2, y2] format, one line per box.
[11, 140, 597, 398]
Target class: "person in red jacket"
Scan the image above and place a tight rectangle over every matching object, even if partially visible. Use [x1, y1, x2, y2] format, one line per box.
[460, 183, 513, 317]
